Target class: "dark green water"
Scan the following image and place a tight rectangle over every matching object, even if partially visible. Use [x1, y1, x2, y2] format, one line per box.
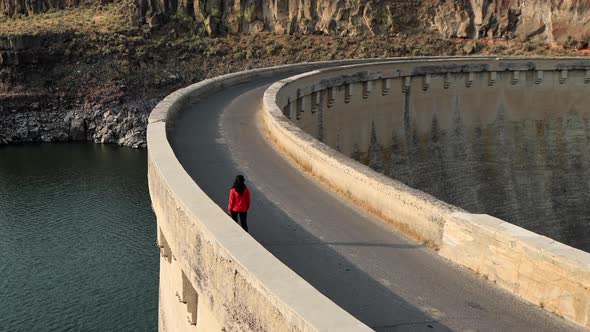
[0, 144, 158, 331]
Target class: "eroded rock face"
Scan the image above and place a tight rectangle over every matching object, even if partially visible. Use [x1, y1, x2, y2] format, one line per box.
[2, 0, 590, 46]
[131, 0, 590, 46]
[0, 102, 150, 148]
[135, 0, 409, 36]
[433, 0, 590, 46]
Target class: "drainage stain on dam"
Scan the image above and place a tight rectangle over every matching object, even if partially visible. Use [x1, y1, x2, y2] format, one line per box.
[302, 70, 590, 252]
[380, 101, 590, 252]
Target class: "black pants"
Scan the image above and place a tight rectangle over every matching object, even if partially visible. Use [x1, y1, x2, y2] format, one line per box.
[230, 211, 248, 232]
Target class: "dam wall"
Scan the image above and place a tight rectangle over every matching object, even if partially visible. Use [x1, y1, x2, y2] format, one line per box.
[146, 58, 426, 332]
[262, 58, 590, 328]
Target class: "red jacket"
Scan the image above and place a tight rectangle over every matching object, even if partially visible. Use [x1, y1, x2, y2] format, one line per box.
[228, 187, 251, 213]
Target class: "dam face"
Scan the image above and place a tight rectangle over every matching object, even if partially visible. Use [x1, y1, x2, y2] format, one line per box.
[150, 59, 590, 331]
[294, 67, 590, 252]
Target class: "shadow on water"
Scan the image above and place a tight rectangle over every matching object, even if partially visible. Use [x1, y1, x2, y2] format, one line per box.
[168, 80, 451, 332]
[0, 143, 158, 331]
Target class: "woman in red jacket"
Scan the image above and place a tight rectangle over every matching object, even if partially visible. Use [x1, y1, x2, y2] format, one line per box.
[228, 175, 251, 232]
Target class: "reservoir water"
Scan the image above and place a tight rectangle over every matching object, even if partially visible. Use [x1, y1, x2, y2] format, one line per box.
[0, 144, 158, 331]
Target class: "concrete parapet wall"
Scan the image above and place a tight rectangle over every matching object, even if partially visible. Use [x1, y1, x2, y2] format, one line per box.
[441, 212, 590, 326]
[262, 58, 590, 328]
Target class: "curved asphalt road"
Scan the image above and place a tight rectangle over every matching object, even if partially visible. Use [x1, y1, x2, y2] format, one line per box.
[169, 73, 584, 332]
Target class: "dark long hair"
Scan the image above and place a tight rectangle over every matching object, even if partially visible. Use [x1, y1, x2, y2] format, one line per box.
[232, 175, 246, 194]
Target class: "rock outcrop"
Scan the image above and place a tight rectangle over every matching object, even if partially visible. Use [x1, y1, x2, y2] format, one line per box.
[135, 0, 424, 36]
[132, 0, 590, 46]
[2, 0, 590, 46]
[0, 33, 68, 67]
[0, 101, 151, 148]
[434, 0, 590, 47]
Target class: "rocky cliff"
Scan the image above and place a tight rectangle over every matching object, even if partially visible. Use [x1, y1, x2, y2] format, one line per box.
[2, 0, 590, 46]
[134, 0, 431, 36]
[434, 0, 590, 47]
[136, 0, 590, 46]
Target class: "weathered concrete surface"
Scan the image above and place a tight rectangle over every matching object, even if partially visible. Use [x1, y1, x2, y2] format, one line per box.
[392, 69, 590, 251]
[263, 58, 590, 328]
[441, 212, 590, 327]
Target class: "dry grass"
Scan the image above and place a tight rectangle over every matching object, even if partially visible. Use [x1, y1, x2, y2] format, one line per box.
[0, 4, 130, 36]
